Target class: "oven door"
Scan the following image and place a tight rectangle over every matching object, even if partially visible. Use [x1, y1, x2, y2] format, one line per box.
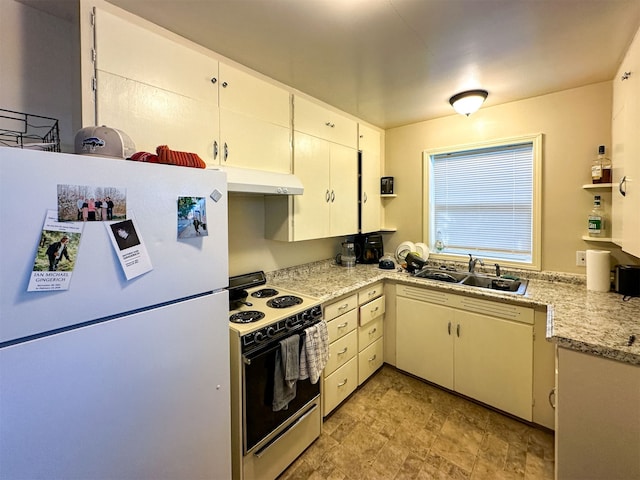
[243, 337, 320, 453]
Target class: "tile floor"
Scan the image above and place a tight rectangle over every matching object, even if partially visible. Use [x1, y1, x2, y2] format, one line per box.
[279, 366, 554, 480]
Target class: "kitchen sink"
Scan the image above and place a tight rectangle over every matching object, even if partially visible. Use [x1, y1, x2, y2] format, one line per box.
[413, 268, 469, 283]
[413, 268, 528, 295]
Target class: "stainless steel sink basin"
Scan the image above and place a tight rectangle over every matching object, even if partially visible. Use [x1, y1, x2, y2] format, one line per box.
[413, 268, 468, 283]
[413, 268, 528, 295]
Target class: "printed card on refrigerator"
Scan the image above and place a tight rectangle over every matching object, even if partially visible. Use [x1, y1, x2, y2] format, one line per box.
[105, 212, 153, 280]
[28, 210, 85, 292]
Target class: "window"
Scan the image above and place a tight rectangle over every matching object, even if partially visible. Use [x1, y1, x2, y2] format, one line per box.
[423, 135, 542, 269]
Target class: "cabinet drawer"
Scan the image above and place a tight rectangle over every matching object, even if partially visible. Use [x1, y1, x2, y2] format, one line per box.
[358, 338, 384, 385]
[324, 294, 357, 321]
[358, 282, 383, 305]
[324, 330, 357, 376]
[358, 316, 383, 349]
[359, 295, 385, 326]
[326, 308, 357, 342]
[323, 357, 358, 416]
[294, 96, 357, 148]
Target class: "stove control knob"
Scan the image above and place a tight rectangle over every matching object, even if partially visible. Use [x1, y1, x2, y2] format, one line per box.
[285, 317, 294, 328]
[266, 326, 276, 337]
[254, 331, 265, 343]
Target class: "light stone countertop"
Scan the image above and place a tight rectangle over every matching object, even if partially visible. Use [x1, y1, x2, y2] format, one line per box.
[266, 260, 640, 366]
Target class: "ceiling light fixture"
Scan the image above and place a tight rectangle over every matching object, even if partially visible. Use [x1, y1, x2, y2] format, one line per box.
[449, 89, 488, 116]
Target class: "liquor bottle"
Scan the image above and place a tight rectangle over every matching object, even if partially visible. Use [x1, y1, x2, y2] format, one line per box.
[599, 145, 612, 183]
[588, 195, 605, 237]
[591, 145, 611, 184]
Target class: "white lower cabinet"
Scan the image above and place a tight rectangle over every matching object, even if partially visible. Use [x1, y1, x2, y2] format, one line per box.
[555, 347, 640, 480]
[322, 295, 358, 417]
[323, 357, 358, 415]
[396, 284, 534, 421]
[322, 283, 385, 416]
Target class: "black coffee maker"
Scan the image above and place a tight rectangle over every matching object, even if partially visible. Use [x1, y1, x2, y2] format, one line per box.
[354, 233, 384, 264]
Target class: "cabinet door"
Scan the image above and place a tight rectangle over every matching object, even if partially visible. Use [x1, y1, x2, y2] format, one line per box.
[96, 71, 219, 163]
[360, 148, 381, 233]
[359, 125, 381, 233]
[94, 8, 218, 105]
[219, 108, 291, 173]
[454, 310, 533, 420]
[294, 96, 357, 148]
[292, 132, 331, 240]
[396, 297, 454, 389]
[329, 143, 358, 237]
[219, 63, 290, 127]
[612, 29, 640, 256]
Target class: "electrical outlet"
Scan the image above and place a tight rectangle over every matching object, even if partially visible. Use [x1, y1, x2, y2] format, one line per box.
[576, 250, 586, 266]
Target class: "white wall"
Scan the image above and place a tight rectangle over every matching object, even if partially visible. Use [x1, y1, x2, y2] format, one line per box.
[1, 0, 76, 151]
[384, 82, 640, 273]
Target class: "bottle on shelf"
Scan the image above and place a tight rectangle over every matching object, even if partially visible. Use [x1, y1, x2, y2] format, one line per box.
[588, 195, 606, 237]
[591, 145, 611, 184]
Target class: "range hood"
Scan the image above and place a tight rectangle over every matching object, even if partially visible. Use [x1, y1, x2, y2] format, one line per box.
[213, 166, 304, 195]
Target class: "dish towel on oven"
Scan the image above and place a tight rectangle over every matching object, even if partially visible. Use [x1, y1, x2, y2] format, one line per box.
[299, 320, 329, 384]
[273, 334, 300, 411]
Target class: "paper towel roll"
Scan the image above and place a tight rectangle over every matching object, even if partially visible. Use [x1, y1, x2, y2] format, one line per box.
[586, 249, 611, 291]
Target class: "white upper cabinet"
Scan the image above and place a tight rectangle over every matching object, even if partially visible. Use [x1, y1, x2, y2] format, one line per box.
[217, 63, 292, 173]
[218, 63, 289, 128]
[611, 27, 640, 258]
[294, 96, 357, 148]
[94, 9, 218, 106]
[93, 8, 219, 162]
[358, 124, 381, 233]
[92, 8, 292, 173]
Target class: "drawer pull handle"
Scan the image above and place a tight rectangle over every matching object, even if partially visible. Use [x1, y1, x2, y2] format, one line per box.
[338, 303, 349, 311]
[371, 306, 379, 314]
[337, 378, 348, 387]
[368, 354, 377, 362]
[548, 388, 556, 409]
[369, 290, 377, 297]
[369, 328, 377, 335]
[447, 321, 451, 335]
[338, 347, 348, 355]
[337, 322, 348, 329]
[456, 324, 460, 337]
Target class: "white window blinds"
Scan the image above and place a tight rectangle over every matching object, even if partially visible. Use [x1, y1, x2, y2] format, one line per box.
[430, 142, 534, 263]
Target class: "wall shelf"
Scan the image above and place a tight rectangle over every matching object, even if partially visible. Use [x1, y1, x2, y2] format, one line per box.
[582, 183, 613, 189]
[381, 194, 397, 198]
[380, 227, 397, 233]
[581, 235, 613, 242]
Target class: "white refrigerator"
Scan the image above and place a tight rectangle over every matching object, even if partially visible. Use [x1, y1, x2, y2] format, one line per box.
[0, 147, 231, 479]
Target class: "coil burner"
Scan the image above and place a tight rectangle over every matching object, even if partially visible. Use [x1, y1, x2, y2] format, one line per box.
[229, 311, 266, 324]
[267, 295, 303, 309]
[251, 288, 279, 298]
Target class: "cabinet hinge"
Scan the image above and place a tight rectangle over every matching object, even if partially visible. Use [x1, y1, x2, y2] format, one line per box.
[91, 48, 97, 64]
[90, 10, 95, 28]
[91, 77, 97, 92]
[532, 331, 536, 341]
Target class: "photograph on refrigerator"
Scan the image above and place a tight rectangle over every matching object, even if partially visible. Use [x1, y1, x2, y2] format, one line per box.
[28, 210, 84, 292]
[56, 184, 126, 222]
[177, 196, 208, 238]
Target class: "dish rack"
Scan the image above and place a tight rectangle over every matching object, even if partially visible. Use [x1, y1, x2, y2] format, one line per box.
[0, 108, 60, 152]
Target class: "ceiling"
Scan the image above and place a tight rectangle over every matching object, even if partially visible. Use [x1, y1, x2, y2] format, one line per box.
[23, 0, 640, 129]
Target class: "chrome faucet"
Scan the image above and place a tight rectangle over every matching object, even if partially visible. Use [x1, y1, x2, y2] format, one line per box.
[468, 254, 484, 273]
[494, 263, 501, 278]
